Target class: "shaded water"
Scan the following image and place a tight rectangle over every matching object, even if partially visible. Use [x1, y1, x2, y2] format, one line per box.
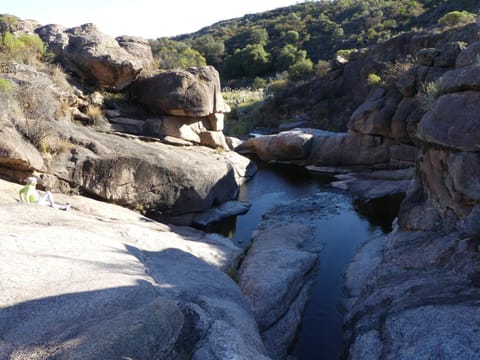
[208, 160, 402, 359]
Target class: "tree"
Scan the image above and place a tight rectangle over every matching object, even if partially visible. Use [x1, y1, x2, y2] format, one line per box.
[275, 44, 307, 72]
[0, 32, 45, 64]
[288, 58, 314, 81]
[149, 38, 206, 69]
[247, 27, 269, 46]
[283, 30, 300, 44]
[223, 44, 272, 79]
[192, 35, 225, 67]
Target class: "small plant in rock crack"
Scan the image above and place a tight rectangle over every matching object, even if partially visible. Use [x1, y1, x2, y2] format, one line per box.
[417, 81, 440, 112]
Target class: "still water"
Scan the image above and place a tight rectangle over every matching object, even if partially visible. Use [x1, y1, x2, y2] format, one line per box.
[208, 159, 401, 359]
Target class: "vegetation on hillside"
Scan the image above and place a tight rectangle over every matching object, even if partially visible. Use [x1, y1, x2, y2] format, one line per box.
[146, 0, 477, 136]
[151, 0, 479, 86]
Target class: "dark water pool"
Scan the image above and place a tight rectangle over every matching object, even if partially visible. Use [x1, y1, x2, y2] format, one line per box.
[208, 160, 402, 359]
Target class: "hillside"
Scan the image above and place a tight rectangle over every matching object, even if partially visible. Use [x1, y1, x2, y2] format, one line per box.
[165, 0, 479, 83]
[146, 0, 479, 135]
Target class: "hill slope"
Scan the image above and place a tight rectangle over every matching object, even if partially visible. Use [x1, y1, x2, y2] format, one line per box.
[165, 0, 479, 83]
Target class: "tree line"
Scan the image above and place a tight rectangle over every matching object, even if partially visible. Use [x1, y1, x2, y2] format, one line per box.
[148, 0, 479, 87]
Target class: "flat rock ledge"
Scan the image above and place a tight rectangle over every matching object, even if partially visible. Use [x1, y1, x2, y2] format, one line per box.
[343, 225, 480, 359]
[238, 192, 343, 359]
[0, 179, 270, 360]
[193, 200, 252, 227]
[329, 168, 415, 200]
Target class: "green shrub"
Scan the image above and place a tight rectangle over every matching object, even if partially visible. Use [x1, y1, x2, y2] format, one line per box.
[315, 60, 330, 76]
[265, 78, 289, 97]
[0, 32, 46, 64]
[367, 73, 382, 85]
[252, 76, 267, 89]
[336, 49, 357, 60]
[288, 58, 314, 81]
[438, 11, 476, 28]
[0, 77, 12, 92]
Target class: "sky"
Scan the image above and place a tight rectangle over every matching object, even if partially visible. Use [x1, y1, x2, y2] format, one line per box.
[2, 0, 304, 39]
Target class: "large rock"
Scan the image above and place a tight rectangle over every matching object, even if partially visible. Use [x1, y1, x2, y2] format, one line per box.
[391, 97, 424, 140]
[456, 39, 480, 68]
[145, 248, 269, 360]
[416, 91, 480, 152]
[0, 179, 269, 359]
[144, 116, 208, 144]
[143, 115, 229, 149]
[348, 89, 402, 139]
[433, 41, 466, 68]
[130, 66, 230, 117]
[395, 65, 446, 98]
[0, 63, 60, 178]
[0, 117, 255, 221]
[344, 227, 480, 360]
[331, 168, 414, 200]
[237, 130, 314, 162]
[0, 125, 45, 176]
[436, 64, 480, 94]
[47, 122, 253, 217]
[0, 15, 39, 35]
[416, 148, 480, 220]
[239, 223, 318, 360]
[36, 24, 70, 53]
[0, 61, 253, 221]
[344, 39, 480, 356]
[41, 23, 143, 90]
[238, 129, 417, 170]
[308, 132, 416, 169]
[116, 35, 154, 68]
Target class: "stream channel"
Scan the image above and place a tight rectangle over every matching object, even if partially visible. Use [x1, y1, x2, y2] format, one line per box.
[207, 158, 402, 359]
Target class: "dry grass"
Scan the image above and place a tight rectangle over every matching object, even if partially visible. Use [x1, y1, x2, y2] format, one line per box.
[49, 64, 71, 94]
[417, 81, 440, 112]
[86, 104, 109, 128]
[55, 98, 72, 121]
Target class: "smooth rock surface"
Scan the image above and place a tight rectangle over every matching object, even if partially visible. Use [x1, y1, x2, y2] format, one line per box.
[58, 23, 143, 90]
[131, 66, 229, 117]
[0, 178, 269, 359]
[238, 130, 314, 162]
[343, 227, 480, 359]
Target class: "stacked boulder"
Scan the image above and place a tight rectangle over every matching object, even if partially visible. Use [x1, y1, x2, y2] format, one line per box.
[131, 66, 231, 150]
[396, 40, 479, 231]
[36, 22, 231, 149]
[37, 23, 150, 91]
[0, 19, 253, 222]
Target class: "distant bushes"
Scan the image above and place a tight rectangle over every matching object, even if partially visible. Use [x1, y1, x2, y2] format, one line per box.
[148, 38, 206, 70]
[438, 11, 476, 28]
[288, 58, 314, 81]
[222, 87, 265, 136]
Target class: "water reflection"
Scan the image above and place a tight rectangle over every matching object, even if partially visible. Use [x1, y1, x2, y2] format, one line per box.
[208, 160, 334, 247]
[205, 159, 403, 360]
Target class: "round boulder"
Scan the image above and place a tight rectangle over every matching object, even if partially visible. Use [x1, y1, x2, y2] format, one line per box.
[58, 23, 143, 90]
[130, 66, 230, 117]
